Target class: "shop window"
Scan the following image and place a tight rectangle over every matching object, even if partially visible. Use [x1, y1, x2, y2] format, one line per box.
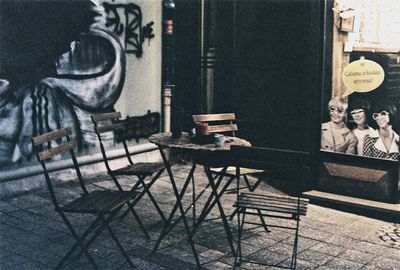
[319, 0, 400, 203]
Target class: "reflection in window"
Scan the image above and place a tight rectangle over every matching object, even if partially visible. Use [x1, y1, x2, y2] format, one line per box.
[343, 0, 400, 50]
[324, 1, 400, 161]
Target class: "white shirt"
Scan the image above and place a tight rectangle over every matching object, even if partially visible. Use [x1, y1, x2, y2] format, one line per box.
[353, 127, 374, 156]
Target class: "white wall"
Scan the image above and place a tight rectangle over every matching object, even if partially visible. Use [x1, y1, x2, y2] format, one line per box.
[102, 0, 162, 118]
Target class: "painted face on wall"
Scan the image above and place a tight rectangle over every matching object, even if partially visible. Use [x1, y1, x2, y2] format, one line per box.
[329, 106, 346, 124]
[373, 111, 390, 128]
[0, 0, 126, 167]
[350, 109, 366, 126]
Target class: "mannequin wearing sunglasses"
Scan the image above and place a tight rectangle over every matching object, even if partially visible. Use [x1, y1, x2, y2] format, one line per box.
[348, 99, 374, 156]
[321, 97, 357, 154]
[364, 102, 399, 160]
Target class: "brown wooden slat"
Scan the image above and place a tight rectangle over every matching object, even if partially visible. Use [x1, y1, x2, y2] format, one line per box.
[62, 190, 108, 212]
[113, 162, 165, 176]
[239, 196, 308, 209]
[241, 192, 309, 204]
[91, 112, 121, 123]
[61, 190, 135, 213]
[192, 113, 235, 122]
[238, 200, 308, 214]
[98, 192, 131, 212]
[95, 122, 125, 134]
[237, 193, 309, 215]
[207, 124, 238, 133]
[32, 127, 71, 145]
[239, 194, 309, 209]
[37, 141, 75, 161]
[238, 204, 306, 216]
[237, 200, 308, 215]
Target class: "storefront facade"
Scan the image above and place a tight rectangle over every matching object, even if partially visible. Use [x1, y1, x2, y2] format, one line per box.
[172, 0, 399, 204]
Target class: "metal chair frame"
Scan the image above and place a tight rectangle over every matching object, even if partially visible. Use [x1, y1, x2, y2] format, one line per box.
[231, 145, 310, 270]
[91, 112, 167, 238]
[32, 127, 136, 269]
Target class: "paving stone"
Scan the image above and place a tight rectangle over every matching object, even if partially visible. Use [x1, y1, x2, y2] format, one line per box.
[0, 254, 29, 266]
[336, 248, 378, 265]
[0, 200, 20, 213]
[308, 242, 346, 256]
[6, 194, 51, 209]
[203, 260, 233, 270]
[1, 164, 400, 270]
[320, 257, 365, 270]
[247, 249, 288, 266]
[360, 264, 386, 270]
[297, 249, 334, 266]
[278, 257, 319, 270]
[369, 256, 400, 270]
[198, 249, 226, 263]
[235, 261, 277, 270]
[0, 248, 11, 259]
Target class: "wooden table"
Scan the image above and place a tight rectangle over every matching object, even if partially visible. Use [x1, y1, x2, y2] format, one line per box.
[149, 132, 251, 269]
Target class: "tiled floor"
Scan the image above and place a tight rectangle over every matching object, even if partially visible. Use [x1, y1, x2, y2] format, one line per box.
[0, 163, 399, 269]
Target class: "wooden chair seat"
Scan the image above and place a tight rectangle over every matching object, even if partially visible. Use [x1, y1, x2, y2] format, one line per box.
[235, 192, 309, 216]
[60, 190, 139, 214]
[112, 162, 165, 176]
[231, 146, 311, 269]
[210, 166, 264, 176]
[32, 127, 137, 268]
[91, 111, 167, 237]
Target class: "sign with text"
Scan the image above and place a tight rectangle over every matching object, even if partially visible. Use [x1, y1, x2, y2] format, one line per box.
[341, 58, 385, 97]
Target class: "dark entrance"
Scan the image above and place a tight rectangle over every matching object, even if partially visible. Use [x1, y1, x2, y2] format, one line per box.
[174, 0, 324, 154]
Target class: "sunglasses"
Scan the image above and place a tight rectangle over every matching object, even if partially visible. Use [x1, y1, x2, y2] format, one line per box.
[350, 109, 364, 115]
[329, 107, 345, 114]
[372, 111, 390, 120]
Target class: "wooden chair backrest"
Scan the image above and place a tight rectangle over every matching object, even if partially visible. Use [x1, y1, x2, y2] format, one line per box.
[230, 145, 311, 186]
[32, 127, 87, 208]
[192, 113, 238, 136]
[91, 112, 126, 134]
[32, 127, 75, 161]
[91, 111, 133, 168]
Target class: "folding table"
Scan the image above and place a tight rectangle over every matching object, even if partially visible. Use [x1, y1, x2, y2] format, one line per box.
[148, 132, 251, 269]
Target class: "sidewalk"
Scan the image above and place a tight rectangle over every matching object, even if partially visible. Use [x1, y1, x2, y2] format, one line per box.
[0, 163, 399, 270]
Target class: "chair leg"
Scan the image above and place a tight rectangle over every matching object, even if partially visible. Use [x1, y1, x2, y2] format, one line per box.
[234, 208, 246, 267]
[151, 163, 196, 254]
[229, 208, 237, 221]
[137, 171, 168, 224]
[203, 167, 236, 256]
[129, 207, 150, 239]
[192, 172, 196, 227]
[243, 174, 263, 192]
[257, 209, 270, 233]
[101, 215, 135, 268]
[69, 206, 130, 267]
[110, 174, 150, 239]
[56, 212, 102, 270]
[290, 218, 301, 270]
[190, 173, 234, 239]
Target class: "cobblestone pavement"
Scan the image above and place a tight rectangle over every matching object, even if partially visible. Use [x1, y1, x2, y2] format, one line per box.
[0, 163, 399, 270]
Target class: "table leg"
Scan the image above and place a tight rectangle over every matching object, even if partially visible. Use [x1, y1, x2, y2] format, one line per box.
[151, 147, 201, 269]
[202, 166, 236, 256]
[189, 167, 229, 235]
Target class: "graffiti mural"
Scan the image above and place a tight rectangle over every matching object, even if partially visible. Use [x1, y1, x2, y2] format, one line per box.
[0, 0, 126, 167]
[103, 1, 155, 57]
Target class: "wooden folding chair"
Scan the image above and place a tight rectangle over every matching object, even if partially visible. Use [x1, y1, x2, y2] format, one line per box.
[231, 145, 310, 269]
[192, 113, 264, 193]
[91, 112, 167, 238]
[32, 127, 136, 269]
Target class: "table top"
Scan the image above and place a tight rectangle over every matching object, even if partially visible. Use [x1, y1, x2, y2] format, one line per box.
[149, 132, 251, 152]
